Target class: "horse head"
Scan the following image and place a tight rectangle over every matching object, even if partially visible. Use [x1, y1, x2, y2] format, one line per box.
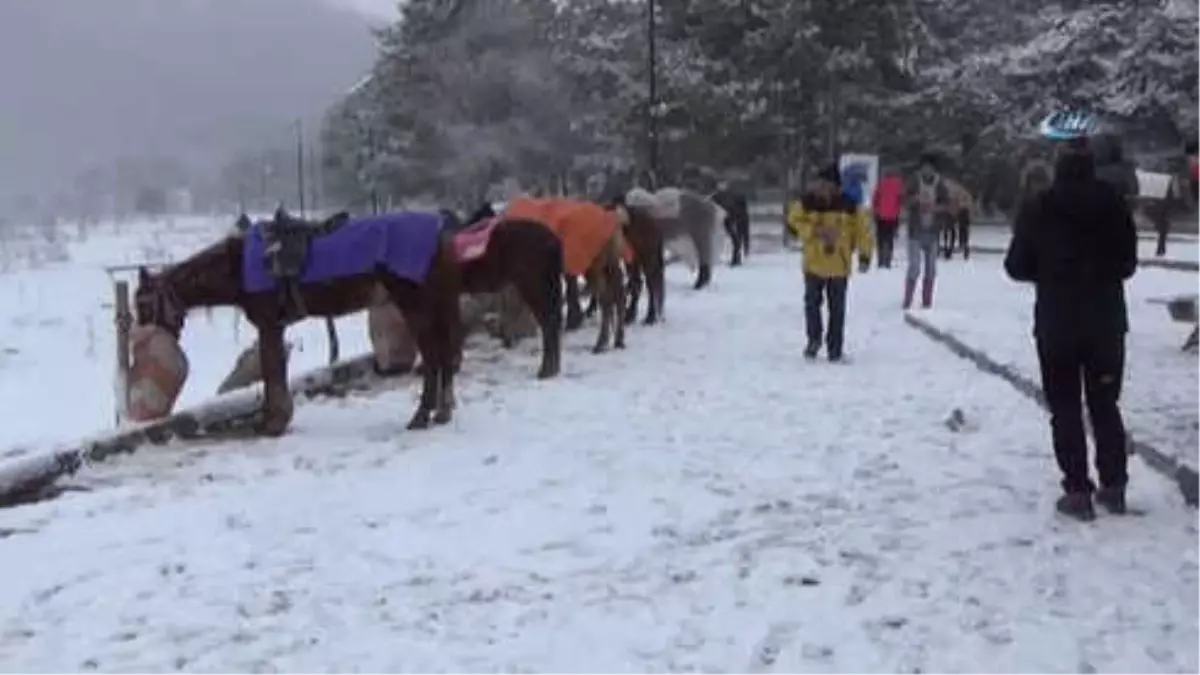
[134, 265, 186, 337]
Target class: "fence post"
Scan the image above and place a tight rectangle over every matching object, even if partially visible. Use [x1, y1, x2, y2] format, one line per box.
[114, 280, 132, 426]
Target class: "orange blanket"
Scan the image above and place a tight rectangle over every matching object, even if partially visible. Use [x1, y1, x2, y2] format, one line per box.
[504, 197, 632, 276]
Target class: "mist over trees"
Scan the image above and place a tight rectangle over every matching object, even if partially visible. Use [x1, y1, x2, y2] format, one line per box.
[320, 0, 1197, 213]
[0, 0, 377, 221]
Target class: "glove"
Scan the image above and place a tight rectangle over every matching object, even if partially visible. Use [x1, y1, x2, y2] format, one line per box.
[858, 257, 870, 273]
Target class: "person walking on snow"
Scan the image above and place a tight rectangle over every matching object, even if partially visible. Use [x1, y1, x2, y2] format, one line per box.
[903, 153, 952, 309]
[786, 163, 873, 362]
[872, 172, 904, 268]
[1004, 133, 1137, 521]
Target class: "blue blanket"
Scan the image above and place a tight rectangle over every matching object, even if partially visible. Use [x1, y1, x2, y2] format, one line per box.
[242, 212, 444, 293]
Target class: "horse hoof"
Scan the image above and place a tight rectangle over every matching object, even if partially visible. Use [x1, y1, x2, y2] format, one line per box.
[623, 312, 637, 325]
[536, 365, 559, 379]
[565, 318, 583, 332]
[433, 408, 453, 425]
[254, 421, 288, 438]
[614, 340, 626, 350]
[406, 411, 432, 430]
[643, 315, 657, 326]
[591, 344, 609, 355]
[501, 338, 515, 349]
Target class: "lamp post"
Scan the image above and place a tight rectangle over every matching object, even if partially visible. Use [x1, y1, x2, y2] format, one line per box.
[647, 0, 660, 188]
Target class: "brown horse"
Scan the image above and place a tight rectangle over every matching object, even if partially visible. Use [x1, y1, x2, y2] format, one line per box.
[576, 199, 666, 326]
[616, 202, 666, 325]
[450, 202, 564, 378]
[134, 208, 462, 435]
[502, 196, 627, 353]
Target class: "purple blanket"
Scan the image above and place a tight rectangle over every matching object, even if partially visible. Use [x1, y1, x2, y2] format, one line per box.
[242, 211, 444, 293]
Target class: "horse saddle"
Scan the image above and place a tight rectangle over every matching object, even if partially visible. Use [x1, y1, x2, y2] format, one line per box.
[261, 211, 349, 319]
[451, 218, 499, 264]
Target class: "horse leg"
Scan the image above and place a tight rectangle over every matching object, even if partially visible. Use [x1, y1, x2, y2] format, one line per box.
[724, 217, 742, 266]
[433, 288, 460, 425]
[515, 255, 562, 379]
[589, 264, 611, 354]
[256, 325, 293, 436]
[645, 239, 665, 325]
[609, 252, 626, 349]
[583, 278, 599, 319]
[624, 260, 643, 325]
[564, 276, 584, 331]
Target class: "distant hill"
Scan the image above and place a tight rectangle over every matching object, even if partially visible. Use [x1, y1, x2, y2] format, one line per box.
[0, 0, 379, 209]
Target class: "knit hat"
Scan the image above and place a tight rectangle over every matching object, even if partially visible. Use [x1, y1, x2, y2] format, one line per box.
[817, 163, 842, 186]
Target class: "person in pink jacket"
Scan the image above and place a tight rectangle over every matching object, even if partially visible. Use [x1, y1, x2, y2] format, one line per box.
[872, 173, 904, 268]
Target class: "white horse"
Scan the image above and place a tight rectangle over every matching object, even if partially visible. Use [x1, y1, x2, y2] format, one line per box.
[625, 186, 726, 289]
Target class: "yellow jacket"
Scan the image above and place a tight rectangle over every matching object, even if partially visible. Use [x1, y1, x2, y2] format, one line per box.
[787, 192, 874, 278]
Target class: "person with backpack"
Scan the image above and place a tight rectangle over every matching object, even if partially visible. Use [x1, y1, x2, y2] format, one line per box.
[872, 172, 903, 268]
[1004, 114, 1138, 521]
[903, 153, 953, 309]
[786, 163, 873, 362]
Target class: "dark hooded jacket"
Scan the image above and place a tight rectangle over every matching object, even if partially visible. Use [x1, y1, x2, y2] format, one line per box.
[1004, 151, 1138, 341]
[1091, 134, 1139, 204]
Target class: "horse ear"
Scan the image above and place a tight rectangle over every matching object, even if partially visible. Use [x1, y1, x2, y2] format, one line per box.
[137, 265, 151, 286]
[235, 213, 251, 231]
[325, 211, 350, 228]
[274, 204, 288, 221]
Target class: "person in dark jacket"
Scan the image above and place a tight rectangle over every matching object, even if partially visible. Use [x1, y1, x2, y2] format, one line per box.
[1004, 137, 1138, 521]
[711, 182, 751, 266]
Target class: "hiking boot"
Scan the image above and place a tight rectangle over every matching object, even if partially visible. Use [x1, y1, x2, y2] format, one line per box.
[1056, 491, 1096, 521]
[803, 341, 820, 359]
[828, 351, 844, 363]
[1095, 486, 1127, 514]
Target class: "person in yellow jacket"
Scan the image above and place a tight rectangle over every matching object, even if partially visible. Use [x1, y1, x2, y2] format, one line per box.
[786, 163, 874, 362]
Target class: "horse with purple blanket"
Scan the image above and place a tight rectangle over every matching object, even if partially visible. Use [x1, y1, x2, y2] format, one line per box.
[135, 208, 463, 435]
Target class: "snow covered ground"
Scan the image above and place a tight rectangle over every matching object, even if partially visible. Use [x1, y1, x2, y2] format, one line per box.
[0, 216, 373, 457]
[0, 252, 1196, 673]
[916, 247, 1199, 473]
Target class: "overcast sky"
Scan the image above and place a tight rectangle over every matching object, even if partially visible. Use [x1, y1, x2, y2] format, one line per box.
[334, 0, 398, 19]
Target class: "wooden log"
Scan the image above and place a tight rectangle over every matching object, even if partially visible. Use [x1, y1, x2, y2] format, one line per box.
[0, 354, 379, 507]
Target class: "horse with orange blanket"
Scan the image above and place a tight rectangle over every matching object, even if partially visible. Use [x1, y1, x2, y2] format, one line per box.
[502, 196, 628, 353]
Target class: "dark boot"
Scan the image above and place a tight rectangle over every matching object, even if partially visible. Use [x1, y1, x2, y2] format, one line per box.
[1095, 486, 1126, 514]
[1056, 491, 1096, 521]
[921, 276, 935, 309]
[694, 264, 712, 290]
[804, 341, 820, 359]
[902, 277, 916, 310]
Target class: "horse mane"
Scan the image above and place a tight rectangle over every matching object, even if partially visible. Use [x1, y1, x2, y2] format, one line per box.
[159, 233, 243, 289]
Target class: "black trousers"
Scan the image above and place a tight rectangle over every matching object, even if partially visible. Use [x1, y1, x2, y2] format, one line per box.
[1035, 332, 1129, 494]
[804, 274, 847, 356]
[941, 210, 971, 258]
[874, 217, 898, 268]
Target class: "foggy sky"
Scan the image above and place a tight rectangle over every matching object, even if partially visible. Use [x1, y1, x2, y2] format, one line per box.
[0, 0, 383, 208]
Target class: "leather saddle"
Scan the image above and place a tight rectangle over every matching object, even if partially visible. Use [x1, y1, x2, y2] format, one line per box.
[261, 209, 350, 320]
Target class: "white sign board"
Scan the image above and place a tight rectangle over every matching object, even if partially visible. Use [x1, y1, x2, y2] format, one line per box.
[1136, 170, 1172, 200]
[839, 153, 880, 210]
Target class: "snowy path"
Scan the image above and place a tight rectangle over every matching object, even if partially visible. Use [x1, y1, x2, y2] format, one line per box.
[915, 255, 1199, 473]
[0, 257, 1196, 673]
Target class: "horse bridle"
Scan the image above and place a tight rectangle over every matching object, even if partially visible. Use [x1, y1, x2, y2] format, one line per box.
[144, 272, 186, 335]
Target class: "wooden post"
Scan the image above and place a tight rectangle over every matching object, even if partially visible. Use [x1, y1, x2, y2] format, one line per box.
[113, 280, 132, 426]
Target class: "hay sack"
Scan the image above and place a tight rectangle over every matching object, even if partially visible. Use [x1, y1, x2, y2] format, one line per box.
[127, 325, 189, 422]
[367, 285, 416, 374]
